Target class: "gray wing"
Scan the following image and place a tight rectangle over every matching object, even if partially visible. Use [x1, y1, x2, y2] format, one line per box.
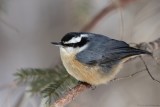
[76, 34, 150, 71]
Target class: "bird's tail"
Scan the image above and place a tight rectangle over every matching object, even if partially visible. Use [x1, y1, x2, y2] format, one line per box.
[129, 47, 152, 56]
[113, 47, 152, 60]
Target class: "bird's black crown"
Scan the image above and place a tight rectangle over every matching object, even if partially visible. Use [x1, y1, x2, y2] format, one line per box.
[61, 32, 89, 48]
[61, 32, 80, 43]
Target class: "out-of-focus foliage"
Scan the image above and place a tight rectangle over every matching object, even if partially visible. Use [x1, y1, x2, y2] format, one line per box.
[15, 66, 78, 104]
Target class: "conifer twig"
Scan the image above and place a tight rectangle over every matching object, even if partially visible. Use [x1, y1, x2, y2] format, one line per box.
[53, 83, 91, 107]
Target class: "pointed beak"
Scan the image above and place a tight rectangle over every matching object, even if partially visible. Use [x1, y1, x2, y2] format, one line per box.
[51, 42, 62, 46]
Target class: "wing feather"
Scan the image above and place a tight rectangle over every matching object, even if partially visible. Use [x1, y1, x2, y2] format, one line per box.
[76, 34, 150, 71]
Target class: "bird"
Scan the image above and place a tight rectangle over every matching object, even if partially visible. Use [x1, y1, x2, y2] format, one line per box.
[51, 32, 151, 85]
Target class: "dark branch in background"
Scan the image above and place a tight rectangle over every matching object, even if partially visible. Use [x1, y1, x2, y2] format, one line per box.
[81, 0, 137, 32]
[0, 17, 20, 33]
[80, 3, 115, 32]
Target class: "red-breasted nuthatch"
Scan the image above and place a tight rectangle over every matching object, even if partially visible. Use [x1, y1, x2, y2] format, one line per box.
[52, 32, 151, 85]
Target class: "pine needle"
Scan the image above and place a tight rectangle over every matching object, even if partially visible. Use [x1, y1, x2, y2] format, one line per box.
[14, 65, 78, 105]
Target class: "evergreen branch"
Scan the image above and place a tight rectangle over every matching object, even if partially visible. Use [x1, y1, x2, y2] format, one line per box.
[41, 74, 78, 104]
[15, 66, 68, 83]
[15, 66, 79, 105]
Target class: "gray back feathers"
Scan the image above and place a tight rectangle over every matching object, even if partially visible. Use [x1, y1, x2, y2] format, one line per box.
[76, 34, 150, 72]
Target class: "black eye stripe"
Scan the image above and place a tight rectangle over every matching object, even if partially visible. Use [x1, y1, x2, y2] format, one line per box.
[61, 43, 75, 47]
[62, 37, 89, 47]
[75, 37, 89, 47]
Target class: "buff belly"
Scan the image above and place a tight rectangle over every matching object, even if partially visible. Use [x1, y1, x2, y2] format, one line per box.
[60, 49, 124, 85]
[61, 51, 125, 85]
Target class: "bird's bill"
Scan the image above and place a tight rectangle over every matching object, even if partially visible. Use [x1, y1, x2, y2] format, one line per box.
[51, 42, 62, 46]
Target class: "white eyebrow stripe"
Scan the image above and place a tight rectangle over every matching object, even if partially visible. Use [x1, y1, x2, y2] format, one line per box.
[64, 37, 81, 44]
[80, 34, 88, 38]
[64, 34, 88, 44]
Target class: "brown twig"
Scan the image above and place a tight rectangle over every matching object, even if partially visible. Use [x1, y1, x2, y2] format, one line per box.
[110, 69, 146, 82]
[53, 83, 91, 107]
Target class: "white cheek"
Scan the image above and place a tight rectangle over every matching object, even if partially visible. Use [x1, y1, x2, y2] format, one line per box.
[66, 47, 75, 52]
[60, 44, 88, 55]
[80, 34, 88, 38]
[60, 47, 75, 55]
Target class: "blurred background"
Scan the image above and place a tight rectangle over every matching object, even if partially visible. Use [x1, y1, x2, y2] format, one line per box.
[0, 0, 160, 107]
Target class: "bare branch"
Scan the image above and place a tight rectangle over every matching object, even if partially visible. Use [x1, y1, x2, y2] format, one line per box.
[110, 69, 146, 82]
[139, 56, 160, 84]
[53, 83, 91, 107]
